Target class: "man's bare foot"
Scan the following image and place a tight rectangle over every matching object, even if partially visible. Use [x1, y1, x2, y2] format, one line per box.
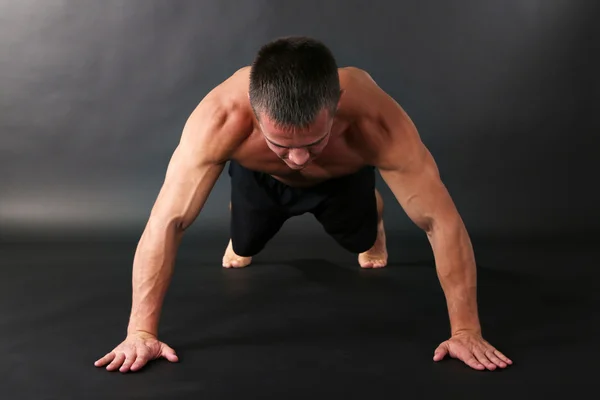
[358, 220, 388, 268]
[222, 239, 252, 268]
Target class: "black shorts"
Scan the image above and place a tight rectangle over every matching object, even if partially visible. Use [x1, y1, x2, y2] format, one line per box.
[228, 160, 378, 257]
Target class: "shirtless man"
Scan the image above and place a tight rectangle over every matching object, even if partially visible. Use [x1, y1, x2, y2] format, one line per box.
[94, 36, 512, 373]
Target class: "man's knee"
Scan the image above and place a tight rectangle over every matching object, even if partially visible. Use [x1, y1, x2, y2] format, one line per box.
[230, 206, 287, 257]
[327, 218, 378, 253]
[231, 237, 264, 257]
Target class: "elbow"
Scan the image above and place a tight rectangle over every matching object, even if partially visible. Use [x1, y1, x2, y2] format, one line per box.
[147, 214, 186, 234]
[425, 213, 464, 239]
[420, 217, 435, 236]
[176, 216, 194, 232]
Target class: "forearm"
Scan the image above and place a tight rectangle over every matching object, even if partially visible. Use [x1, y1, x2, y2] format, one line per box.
[127, 218, 183, 336]
[427, 216, 480, 335]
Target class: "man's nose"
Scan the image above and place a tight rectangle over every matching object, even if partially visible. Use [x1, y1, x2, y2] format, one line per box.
[288, 148, 310, 165]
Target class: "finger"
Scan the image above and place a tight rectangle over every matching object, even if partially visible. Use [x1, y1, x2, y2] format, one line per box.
[485, 349, 507, 368]
[94, 352, 115, 367]
[464, 354, 485, 370]
[130, 352, 150, 372]
[448, 345, 484, 370]
[106, 352, 126, 371]
[474, 348, 496, 370]
[433, 343, 448, 362]
[119, 353, 137, 373]
[494, 349, 513, 365]
[161, 344, 179, 362]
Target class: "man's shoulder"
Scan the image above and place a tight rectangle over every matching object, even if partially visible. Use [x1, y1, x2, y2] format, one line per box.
[204, 65, 252, 110]
[190, 66, 253, 129]
[222, 65, 252, 89]
[179, 67, 254, 162]
[337, 67, 420, 167]
[338, 66, 389, 113]
[339, 66, 378, 90]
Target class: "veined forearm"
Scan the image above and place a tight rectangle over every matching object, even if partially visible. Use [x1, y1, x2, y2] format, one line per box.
[427, 217, 480, 335]
[127, 218, 183, 336]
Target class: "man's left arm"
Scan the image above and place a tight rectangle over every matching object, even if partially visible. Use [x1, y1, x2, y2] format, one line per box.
[372, 103, 512, 371]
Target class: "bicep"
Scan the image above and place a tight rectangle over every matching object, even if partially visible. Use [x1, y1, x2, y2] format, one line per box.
[148, 99, 242, 230]
[150, 145, 225, 230]
[360, 75, 460, 233]
[376, 117, 459, 233]
[380, 145, 454, 230]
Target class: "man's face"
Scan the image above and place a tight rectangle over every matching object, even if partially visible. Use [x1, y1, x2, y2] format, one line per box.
[259, 109, 333, 170]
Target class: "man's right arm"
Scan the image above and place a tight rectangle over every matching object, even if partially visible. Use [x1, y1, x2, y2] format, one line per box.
[126, 96, 247, 336]
[94, 69, 251, 373]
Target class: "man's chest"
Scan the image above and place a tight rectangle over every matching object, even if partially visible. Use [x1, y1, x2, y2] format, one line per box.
[231, 135, 370, 187]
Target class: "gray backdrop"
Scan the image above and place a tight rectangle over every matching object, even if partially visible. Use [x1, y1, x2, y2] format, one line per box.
[1, 0, 598, 242]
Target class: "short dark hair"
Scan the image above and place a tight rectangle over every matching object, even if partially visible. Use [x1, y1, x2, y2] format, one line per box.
[249, 36, 341, 128]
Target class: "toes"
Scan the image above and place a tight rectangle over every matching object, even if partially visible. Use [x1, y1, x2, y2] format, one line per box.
[223, 257, 251, 268]
[360, 255, 388, 268]
[223, 259, 242, 268]
[362, 258, 387, 268]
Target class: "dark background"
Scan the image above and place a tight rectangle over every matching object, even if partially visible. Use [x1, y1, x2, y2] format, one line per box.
[2, 0, 598, 242]
[1, 1, 599, 398]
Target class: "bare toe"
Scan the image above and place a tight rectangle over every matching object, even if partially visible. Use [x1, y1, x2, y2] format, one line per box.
[222, 239, 252, 268]
[358, 253, 388, 269]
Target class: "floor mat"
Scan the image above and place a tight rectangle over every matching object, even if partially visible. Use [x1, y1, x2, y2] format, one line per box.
[1, 233, 597, 399]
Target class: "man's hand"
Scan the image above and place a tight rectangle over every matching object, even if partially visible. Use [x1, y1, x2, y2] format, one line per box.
[94, 331, 179, 373]
[433, 330, 512, 371]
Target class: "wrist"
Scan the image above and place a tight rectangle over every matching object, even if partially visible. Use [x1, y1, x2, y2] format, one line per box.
[127, 329, 158, 338]
[127, 327, 158, 336]
[127, 319, 158, 337]
[451, 326, 482, 336]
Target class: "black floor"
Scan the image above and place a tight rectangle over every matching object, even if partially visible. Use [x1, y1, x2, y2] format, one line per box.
[1, 231, 598, 399]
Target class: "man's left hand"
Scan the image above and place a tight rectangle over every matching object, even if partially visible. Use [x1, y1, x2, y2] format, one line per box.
[433, 330, 513, 371]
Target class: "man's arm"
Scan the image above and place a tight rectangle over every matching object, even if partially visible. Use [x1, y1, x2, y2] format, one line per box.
[127, 98, 245, 336]
[95, 72, 251, 372]
[374, 108, 480, 335]
[355, 70, 511, 370]
[126, 146, 223, 336]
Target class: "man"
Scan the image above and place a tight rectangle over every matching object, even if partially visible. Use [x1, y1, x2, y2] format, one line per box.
[94, 36, 512, 373]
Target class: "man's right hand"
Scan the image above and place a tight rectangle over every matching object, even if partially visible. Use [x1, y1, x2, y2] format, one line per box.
[94, 331, 179, 373]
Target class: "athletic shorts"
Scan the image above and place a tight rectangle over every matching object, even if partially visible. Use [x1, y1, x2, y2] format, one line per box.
[228, 160, 378, 256]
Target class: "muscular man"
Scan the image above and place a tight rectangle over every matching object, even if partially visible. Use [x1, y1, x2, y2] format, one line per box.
[95, 36, 512, 373]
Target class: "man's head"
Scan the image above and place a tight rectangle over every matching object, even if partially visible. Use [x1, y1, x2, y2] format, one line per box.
[249, 36, 341, 169]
